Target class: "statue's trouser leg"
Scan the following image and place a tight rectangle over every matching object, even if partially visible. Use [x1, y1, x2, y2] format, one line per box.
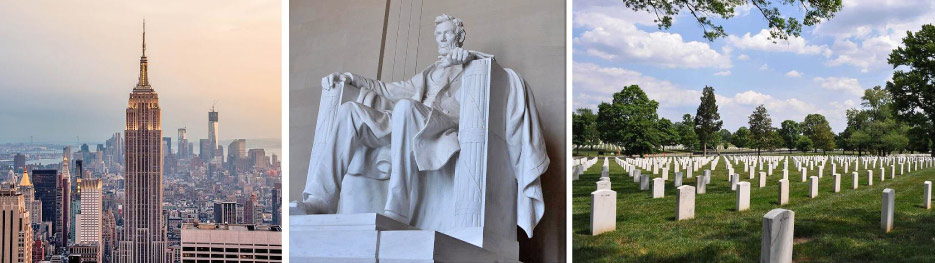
[384, 99, 431, 223]
[303, 102, 391, 213]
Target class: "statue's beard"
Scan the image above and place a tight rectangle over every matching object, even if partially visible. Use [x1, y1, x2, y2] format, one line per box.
[437, 41, 459, 58]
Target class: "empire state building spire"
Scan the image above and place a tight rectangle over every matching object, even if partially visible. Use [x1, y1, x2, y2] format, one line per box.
[136, 20, 151, 90]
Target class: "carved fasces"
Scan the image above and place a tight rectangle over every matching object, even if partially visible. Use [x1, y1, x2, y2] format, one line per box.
[454, 58, 492, 228]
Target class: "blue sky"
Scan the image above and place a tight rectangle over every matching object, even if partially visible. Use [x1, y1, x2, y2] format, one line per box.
[572, 0, 934, 132]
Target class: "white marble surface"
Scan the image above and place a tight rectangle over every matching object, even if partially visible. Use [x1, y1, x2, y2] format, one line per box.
[761, 208, 794, 263]
[882, 188, 895, 233]
[676, 185, 695, 221]
[925, 181, 932, 209]
[591, 188, 616, 236]
[778, 179, 789, 206]
[652, 178, 665, 199]
[736, 182, 751, 211]
[809, 176, 819, 198]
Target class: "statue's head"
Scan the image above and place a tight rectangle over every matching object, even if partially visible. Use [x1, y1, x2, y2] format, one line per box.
[434, 14, 465, 56]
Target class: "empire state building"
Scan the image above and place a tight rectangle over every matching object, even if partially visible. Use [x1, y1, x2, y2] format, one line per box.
[122, 21, 167, 263]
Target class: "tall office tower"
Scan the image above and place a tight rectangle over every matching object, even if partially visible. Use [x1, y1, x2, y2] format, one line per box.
[199, 139, 211, 162]
[248, 149, 268, 170]
[58, 154, 71, 248]
[75, 178, 103, 263]
[208, 107, 219, 161]
[177, 128, 188, 159]
[101, 210, 116, 263]
[213, 201, 237, 224]
[13, 153, 26, 171]
[243, 193, 257, 225]
[227, 139, 247, 174]
[0, 183, 33, 263]
[32, 169, 58, 224]
[180, 224, 282, 262]
[272, 183, 281, 225]
[162, 137, 172, 156]
[121, 21, 167, 263]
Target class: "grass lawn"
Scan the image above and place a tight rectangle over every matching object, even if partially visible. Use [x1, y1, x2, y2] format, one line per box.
[572, 157, 935, 262]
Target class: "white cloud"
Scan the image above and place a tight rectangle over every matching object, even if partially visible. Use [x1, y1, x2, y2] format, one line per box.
[727, 29, 832, 57]
[813, 77, 865, 96]
[759, 64, 768, 70]
[737, 54, 750, 61]
[573, 7, 732, 69]
[573, 62, 700, 111]
[813, 0, 935, 72]
[785, 70, 802, 78]
[714, 70, 732, 76]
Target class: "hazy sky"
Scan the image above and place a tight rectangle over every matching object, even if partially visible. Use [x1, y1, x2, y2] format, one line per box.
[573, 0, 934, 132]
[0, 1, 281, 144]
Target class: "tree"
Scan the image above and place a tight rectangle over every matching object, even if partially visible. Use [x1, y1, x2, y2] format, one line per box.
[796, 136, 813, 153]
[657, 118, 680, 151]
[886, 24, 935, 156]
[677, 114, 699, 151]
[748, 105, 773, 156]
[597, 85, 660, 157]
[620, 0, 843, 41]
[719, 129, 733, 149]
[694, 86, 723, 156]
[732, 127, 751, 149]
[572, 108, 599, 154]
[801, 114, 835, 154]
[779, 120, 800, 153]
[847, 130, 871, 157]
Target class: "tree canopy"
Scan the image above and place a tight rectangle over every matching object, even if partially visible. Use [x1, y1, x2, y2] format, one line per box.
[886, 24, 935, 156]
[597, 85, 660, 157]
[694, 86, 723, 156]
[572, 108, 600, 150]
[620, 0, 844, 41]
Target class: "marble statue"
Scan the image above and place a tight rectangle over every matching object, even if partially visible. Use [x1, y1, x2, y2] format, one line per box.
[297, 13, 549, 249]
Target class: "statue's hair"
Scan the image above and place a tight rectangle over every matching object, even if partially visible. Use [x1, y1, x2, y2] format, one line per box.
[434, 14, 466, 45]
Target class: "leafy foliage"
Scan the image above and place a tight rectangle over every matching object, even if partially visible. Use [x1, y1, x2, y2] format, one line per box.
[597, 85, 660, 156]
[748, 104, 773, 155]
[886, 24, 935, 156]
[694, 86, 723, 155]
[620, 0, 843, 41]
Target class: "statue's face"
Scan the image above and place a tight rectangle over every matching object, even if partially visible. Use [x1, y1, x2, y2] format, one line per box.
[434, 21, 460, 56]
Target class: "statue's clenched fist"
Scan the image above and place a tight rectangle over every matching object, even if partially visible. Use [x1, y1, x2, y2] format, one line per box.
[322, 72, 354, 90]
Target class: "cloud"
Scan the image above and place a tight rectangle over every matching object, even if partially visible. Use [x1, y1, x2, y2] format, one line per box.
[813, 0, 935, 72]
[760, 64, 768, 70]
[813, 77, 865, 96]
[573, 62, 700, 111]
[714, 70, 732, 76]
[573, 7, 731, 69]
[727, 29, 832, 57]
[785, 70, 802, 78]
[737, 54, 750, 61]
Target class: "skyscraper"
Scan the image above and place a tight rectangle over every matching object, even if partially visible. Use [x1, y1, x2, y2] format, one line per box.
[121, 21, 167, 263]
[32, 169, 59, 225]
[0, 183, 33, 263]
[59, 154, 71, 248]
[13, 153, 26, 171]
[213, 201, 237, 224]
[177, 128, 188, 159]
[76, 178, 103, 263]
[243, 193, 256, 225]
[208, 107, 219, 161]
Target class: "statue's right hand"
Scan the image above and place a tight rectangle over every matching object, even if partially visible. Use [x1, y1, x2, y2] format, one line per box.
[322, 72, 353, 90]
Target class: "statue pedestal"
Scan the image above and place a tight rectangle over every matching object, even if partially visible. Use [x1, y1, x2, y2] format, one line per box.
[290, 213, 520, 263]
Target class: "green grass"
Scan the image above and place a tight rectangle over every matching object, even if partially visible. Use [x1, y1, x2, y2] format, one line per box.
[572, 157, 935, 262]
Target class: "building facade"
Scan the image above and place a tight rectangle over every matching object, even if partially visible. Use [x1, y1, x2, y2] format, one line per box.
[0, 183, 33, 263]
[121, 22, 167, 263]
[180, 224, 282, 263]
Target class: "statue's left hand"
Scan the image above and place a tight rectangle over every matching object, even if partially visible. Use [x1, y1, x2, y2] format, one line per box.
[442, 47, 474, 68]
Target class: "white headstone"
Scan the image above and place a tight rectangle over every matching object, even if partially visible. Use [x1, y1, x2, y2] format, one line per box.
[674, 172, 684, 187]
[676, 185, 695, 221]
[833, 173, 841, 193]
[591, 187, 616, 235]
[696, 175, 707, 194]
[737, 182, 751, 211]
[759, 171, 767, 188]
[652, 178, 665, 199]
[867, 170, 873, 186]
[639, 175, 650, 190]
[730, 174, 739, 191]
[778, 179, 789, 206]
[808, 176, 818, 198]
[882, 188, 895, 233]
[924, 181, 932, 210]
[760, 208, 794, 263]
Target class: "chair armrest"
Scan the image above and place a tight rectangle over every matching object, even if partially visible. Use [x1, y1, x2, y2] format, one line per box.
[309, 82, 360, 167]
